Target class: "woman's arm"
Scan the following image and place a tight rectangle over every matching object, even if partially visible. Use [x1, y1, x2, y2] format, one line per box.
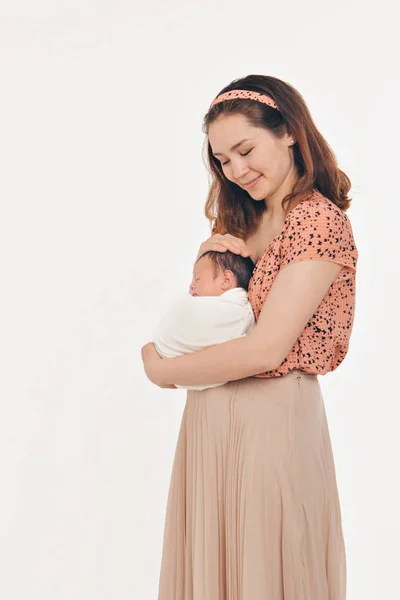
[142, 258, 343, 387]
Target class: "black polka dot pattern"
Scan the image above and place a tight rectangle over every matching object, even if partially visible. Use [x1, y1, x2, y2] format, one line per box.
[247, 189, 358, 377]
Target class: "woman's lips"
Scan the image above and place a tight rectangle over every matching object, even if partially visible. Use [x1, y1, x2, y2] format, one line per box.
[244, 175, 262, 188]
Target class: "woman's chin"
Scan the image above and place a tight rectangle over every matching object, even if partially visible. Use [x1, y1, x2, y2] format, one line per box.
[246, 179, 267, 200]
[248, 188, 267, 201]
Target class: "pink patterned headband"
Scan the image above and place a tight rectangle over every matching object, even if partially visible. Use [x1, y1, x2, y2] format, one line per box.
[210, 89, 280, 111]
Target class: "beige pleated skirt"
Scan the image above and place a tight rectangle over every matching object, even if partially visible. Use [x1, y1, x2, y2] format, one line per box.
[157, 369, 346, 600]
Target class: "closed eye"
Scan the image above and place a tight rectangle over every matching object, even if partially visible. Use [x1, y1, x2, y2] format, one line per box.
[222, 148, 252, 166]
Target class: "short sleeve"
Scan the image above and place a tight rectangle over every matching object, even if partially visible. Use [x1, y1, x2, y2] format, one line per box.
[280, 200, 358, 279]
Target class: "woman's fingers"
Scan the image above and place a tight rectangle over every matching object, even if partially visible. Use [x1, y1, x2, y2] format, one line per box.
[197, 234, 252, 261]
[223, 241, 251, 257]
[209, 243, 234, 252]
[210, 234, 251, 256]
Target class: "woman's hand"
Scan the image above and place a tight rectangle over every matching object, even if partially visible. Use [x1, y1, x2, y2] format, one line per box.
[196, 233, 252, 261]
[141, 342, 177, 389]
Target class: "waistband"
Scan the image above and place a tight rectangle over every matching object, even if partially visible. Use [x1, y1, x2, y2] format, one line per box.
[252, 369, 318, 380]
[287, 369, 318, 379]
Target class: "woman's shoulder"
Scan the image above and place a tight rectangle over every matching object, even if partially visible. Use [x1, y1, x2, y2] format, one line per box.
[284, 189, 355, 242]
[279, 189, 358, 271]
[288, 189, 350, 224]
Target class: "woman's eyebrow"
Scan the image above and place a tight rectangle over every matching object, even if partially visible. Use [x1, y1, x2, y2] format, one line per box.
[213, 138, 251, 156]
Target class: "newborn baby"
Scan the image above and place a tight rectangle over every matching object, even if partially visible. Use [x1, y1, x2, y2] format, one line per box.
[152, 250, 256, 391]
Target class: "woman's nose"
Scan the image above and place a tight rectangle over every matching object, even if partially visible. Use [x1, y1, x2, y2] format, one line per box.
[231, 159, 250, 180]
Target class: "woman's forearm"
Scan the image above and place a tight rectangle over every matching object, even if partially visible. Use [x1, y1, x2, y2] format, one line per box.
[158, 335, 272, 387]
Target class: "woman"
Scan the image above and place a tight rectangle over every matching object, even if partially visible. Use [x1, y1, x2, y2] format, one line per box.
[141, 74, 358, 600]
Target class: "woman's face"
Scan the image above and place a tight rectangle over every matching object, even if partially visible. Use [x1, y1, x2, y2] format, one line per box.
[208, 113, 296, 201]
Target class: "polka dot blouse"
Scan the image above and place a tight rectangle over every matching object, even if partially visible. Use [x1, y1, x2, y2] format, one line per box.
[247, 189, 358, 377]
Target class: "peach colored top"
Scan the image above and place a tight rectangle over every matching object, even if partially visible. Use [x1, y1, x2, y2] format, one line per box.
[247, 189, 358, 377]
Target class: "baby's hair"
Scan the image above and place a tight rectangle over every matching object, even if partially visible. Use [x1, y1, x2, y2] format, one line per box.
[196, 250, 255, 291]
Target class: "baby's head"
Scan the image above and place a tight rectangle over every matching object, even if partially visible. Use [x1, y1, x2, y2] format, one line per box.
[189, 250, 255, 297]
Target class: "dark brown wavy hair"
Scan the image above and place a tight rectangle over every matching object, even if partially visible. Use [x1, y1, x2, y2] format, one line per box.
[202, 74, 352, 238]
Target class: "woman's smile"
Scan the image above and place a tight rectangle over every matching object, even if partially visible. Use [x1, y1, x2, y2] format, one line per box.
[243, 174, 262, 188]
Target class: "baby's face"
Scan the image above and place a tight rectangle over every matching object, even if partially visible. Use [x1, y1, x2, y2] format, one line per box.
[189, 255, 234, 297]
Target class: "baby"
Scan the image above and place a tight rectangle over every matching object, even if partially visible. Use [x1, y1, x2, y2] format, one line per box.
[152, 250, 256, 391]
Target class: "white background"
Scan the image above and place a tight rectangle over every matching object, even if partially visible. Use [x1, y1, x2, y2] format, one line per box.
[0, 1, 398, 598]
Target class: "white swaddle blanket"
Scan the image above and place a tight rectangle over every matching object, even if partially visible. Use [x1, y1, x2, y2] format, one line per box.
[152, 287, 255, 391]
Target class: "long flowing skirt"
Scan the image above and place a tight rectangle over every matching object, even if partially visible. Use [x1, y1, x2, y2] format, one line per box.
[157, 369, 346, 600]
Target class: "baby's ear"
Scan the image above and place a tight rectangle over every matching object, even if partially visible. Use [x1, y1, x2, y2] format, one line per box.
[223, 269, 236, 284]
